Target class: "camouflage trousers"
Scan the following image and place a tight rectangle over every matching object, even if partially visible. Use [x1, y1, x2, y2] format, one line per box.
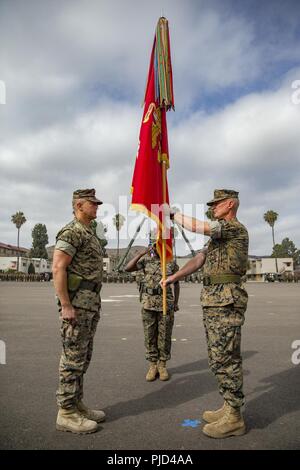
[202, 305, 245, 409]
[56, 308, 100, 409]
[142, 308, 174, 362]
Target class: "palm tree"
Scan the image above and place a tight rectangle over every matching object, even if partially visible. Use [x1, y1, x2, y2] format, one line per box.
[113, 213, 125, 262]
[264, 210, 279, 273]
[11, 211, 27, 271]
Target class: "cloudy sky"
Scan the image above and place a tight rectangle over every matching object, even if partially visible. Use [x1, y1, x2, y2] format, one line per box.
[1, 0, 300, 256]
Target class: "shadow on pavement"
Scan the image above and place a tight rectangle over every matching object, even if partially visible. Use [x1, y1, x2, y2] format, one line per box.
[246, 365, 300, 430]
[106, 351, 258, 422]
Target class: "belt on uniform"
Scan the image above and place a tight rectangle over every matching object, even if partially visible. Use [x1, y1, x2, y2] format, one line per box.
[142, 286, 163, 295]
[80, 280, 102, 293]
[202, 274, 242, 286]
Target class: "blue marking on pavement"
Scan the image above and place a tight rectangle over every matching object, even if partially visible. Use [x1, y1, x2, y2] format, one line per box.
[181, 419, 201, 428]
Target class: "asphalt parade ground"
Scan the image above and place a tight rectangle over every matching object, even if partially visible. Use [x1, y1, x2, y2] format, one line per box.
[0, 281, 299, 450]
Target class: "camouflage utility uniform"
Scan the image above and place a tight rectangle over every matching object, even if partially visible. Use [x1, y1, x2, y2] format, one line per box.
[55, 218, 103, 409]
[201, 218, 249, 408]
[136, 253, 178, 363]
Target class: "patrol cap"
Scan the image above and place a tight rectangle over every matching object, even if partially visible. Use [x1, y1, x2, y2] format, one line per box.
[72, 189, 103, 205]
[207, 189, 239, 206]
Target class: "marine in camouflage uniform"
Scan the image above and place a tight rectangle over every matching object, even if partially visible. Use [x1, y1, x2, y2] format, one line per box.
[125, 245, 179, 381]
[166, 189, 248, 438]
[53, 189, 105, 434]
[201, 216, 248, 410]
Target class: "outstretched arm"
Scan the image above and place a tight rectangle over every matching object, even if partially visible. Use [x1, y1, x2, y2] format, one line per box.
[174, 213, 211, 236]
[161, 250, 207, 287]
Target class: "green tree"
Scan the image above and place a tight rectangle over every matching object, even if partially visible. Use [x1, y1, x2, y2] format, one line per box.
[272, 238, 300, 267]
[113, 213, 126, 261]
[11, 211, 27, 271]
[264, 210, 279, 272]
[30, 224, 49, 259]
[28, 262, 35, 274]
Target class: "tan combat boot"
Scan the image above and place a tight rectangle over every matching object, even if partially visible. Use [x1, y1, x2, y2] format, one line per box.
[157, 360, 170, 381]
[202, 402, 228, 423]
[77, 400, 106, 423]
[146, 362, 158, 381]
[56, 407, 98, 434]
[202, 405, 246, 438]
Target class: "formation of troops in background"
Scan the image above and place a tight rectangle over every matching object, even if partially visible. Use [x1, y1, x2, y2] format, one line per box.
[1, 270, 298, 283]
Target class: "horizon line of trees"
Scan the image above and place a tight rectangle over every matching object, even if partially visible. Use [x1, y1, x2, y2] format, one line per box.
[9, 208, 300, 273]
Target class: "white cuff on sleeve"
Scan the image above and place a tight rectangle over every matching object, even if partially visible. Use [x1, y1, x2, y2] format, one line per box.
[55, 240, 76, 257]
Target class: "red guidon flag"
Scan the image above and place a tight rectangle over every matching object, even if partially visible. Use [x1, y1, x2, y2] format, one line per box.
[131, 17, 174, 262]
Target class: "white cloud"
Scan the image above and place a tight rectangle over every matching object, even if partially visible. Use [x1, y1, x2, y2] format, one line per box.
[1, 0, 300, 256]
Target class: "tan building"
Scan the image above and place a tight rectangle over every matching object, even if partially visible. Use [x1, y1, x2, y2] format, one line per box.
[247, 256, 294, 281]
[0, 242, 29, 257]
[177, 254, 294, 283]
